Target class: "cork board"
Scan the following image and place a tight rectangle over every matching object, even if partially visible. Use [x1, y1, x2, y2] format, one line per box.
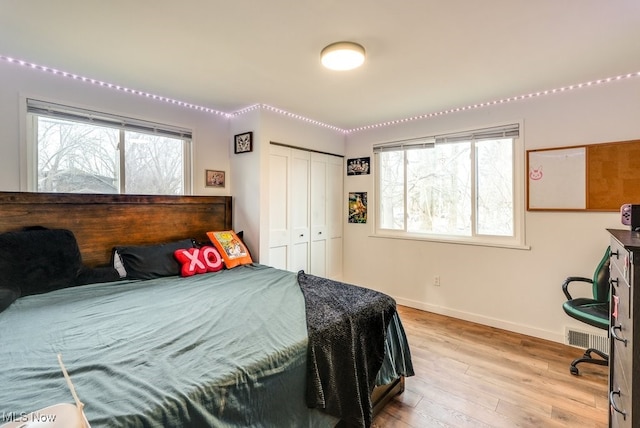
[527, 139, 640, 211]
[587, 140, 640, 210]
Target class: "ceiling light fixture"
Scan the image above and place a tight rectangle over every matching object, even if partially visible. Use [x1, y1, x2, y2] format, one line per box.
[321, 42, 365, 71]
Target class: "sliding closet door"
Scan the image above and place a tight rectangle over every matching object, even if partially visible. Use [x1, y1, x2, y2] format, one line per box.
[268, 145, 341, 278]
[290, 149, 310, 273]
[268, 145, 290, 270]
[326, 155, 343, 280]
[310, 153, 328, 277]
[268, 145, 310, 272]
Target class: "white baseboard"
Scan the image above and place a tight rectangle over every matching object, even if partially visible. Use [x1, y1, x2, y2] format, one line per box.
[394, 296, 565, 345]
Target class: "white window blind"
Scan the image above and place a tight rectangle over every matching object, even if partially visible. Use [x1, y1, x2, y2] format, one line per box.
[434, 123, 519, 144]
[27, 98, 192, 140]
[373, 123, 519, 152]
[373, 137, 435, 153]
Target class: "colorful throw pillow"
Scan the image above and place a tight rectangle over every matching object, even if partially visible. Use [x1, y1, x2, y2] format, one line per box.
[206, 230, 253, 269]
[174, 246, 224, 277]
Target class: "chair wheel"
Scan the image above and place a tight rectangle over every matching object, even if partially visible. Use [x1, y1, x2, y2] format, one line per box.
[570, 366, 579, 376]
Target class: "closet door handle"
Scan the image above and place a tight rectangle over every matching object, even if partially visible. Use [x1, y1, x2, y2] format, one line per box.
[609, 389, 627, 420]
[611, 249, 620, 259]
[611, 324, 628, 346]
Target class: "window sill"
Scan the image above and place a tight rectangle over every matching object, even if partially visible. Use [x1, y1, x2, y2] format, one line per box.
[370, 232, 530, 250]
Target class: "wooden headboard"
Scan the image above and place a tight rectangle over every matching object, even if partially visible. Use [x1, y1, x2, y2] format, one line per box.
[0, 192, 232, 267]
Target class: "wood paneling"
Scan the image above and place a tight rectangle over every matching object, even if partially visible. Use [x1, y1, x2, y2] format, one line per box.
[0, 192, 232, 266]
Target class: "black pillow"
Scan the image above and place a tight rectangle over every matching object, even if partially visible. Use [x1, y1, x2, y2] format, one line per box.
[0, 287, 20, 313]
[76, 266, 122, 286]
[0, 228, 83, 297]
[112, 239, 195, 280]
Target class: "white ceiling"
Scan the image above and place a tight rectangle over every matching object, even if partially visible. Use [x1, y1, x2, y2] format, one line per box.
[1, 1, 639, 131]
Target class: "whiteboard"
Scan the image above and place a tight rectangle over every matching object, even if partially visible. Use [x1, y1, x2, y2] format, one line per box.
[528, 147, 586, 209]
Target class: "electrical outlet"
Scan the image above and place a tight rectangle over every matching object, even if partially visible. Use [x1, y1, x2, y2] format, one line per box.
[433, 275, 440, 286]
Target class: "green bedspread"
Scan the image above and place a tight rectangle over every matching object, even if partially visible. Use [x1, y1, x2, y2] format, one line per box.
[0, 264, 338, 427]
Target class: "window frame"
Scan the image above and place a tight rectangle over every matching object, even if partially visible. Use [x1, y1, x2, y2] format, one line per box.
[373, 122, 527, 249]
[23, 98, 192, 195]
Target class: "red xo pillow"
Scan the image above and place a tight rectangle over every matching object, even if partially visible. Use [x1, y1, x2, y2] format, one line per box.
[174, 246, 224, 277]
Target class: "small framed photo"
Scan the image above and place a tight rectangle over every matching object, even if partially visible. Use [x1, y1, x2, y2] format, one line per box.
[347, 157, 370, 175]
[205, 169, 225, 188]
[234, 132, 253, 154]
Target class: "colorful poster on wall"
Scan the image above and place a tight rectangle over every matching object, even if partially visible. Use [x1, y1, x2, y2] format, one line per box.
[348, 192, 367, 223]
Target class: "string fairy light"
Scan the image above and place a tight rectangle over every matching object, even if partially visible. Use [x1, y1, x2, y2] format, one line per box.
[347, 71, 640, 133]
[2, 54, 638, 134]
[0, 54, 231, 118]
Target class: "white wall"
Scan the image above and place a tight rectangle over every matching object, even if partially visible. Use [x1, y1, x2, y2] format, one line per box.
[0, 61, 230, 195]
[343, 77, 640, 343]
[229, 108, 262, 260]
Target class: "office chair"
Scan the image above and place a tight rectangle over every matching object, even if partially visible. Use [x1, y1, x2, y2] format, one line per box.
[561, 246, 611, 375]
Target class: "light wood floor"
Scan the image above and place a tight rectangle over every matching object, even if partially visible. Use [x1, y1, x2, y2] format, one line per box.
[373, 306, 609, 428]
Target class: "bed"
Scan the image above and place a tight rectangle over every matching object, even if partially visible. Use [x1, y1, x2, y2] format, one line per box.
[0, 192, 413, 428]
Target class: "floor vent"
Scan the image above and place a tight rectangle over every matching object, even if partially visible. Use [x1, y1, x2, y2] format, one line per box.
[565, 327, 609, 354]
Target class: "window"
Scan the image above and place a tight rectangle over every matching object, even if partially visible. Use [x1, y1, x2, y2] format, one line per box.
[27, 99, 191, 194]
[375, 124, 524, 247]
